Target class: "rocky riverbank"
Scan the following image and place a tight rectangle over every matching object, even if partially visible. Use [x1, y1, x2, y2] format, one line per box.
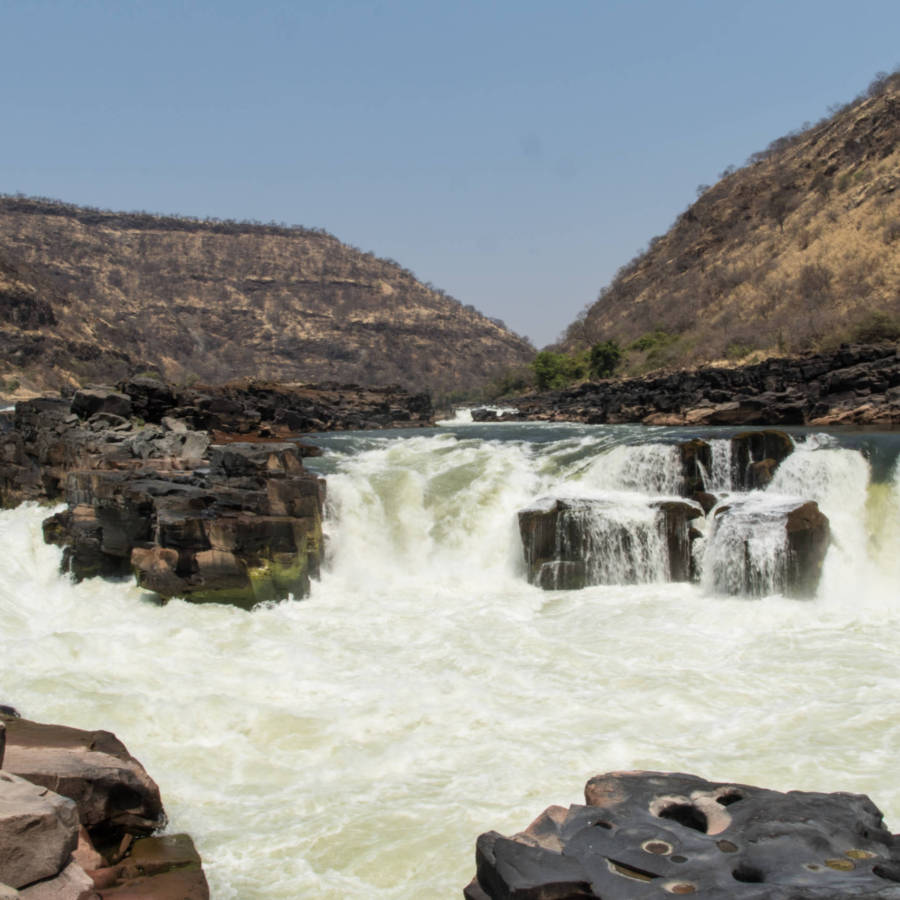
[0, 377, 432, 609]
[466, 770, 900, 898]
[0, 707, 208, 899]
[479, 343, 900, 427]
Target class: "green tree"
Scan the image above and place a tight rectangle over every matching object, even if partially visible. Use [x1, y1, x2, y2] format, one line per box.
[588, 340, 621, 378]
[532, 351, 584, 390]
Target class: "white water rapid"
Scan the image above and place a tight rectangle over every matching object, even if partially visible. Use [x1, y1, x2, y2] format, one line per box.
[1, 422, 899, 898]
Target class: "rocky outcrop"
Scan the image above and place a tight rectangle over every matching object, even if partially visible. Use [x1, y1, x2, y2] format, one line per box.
[43, 441, 324, 609]
[519, 432, 829, 597]
[518, 497, 703, 590]
[705, 498, 830, 598]
[466, 770, 900, 898]
[0, 712, 209, 899]
[507, 344, 900, 427]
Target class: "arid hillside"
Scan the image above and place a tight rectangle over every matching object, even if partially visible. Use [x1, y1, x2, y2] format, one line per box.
[0, 197, 533, 396]
[563, 71, 900, 373]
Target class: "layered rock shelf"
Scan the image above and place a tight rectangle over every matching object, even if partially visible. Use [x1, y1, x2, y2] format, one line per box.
[0, 377, 432, 608]
[490, 343, 900, 427]
[466, 770, 900, 898]
[0, 708, 209, 899]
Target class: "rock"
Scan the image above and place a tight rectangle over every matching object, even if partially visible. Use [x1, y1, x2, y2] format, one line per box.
[705, 498, 830, 598]
[731, 430, 794, 491]
[0, 716, 165, 847]
[0, 884, 20, 899]
[785, 501, 831, 597]
[519, 497, 702, 590]
[0, 772, 79, 890]
[89, 834, 209, 900]
[71, 388, 132, 422]
[467, 770, 900, 898]
[17, 861, 95, 900]
[679, 439, 711, 495]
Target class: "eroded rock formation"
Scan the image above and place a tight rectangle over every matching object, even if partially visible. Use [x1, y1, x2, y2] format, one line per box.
[466, 771, 900, 898]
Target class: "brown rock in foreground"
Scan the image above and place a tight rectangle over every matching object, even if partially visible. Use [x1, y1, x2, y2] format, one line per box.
[467, 771, 900, 898]
[0, 712, 209, 899]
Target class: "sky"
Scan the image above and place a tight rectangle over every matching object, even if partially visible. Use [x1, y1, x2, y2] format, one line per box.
[2, 1, 899, 348]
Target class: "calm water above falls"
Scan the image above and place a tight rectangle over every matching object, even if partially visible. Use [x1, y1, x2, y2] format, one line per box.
[1, 421, 900, 898]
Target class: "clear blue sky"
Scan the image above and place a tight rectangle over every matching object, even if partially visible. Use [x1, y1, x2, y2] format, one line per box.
[2, 0, 898, 347]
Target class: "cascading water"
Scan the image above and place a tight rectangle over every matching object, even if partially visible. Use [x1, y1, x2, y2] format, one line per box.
[1, 421, 899, 899]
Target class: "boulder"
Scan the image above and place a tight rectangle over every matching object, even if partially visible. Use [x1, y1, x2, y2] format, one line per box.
[0, 716, 165, 847]
[0, 772, 79, 890]
[730, 431, 794, 491]
[17, 861, 95, 900]
[467, 771, 900, 898]
[71, 388, 132, 422]
[519, 497, 702, 590]
[705, 498, 829, 598]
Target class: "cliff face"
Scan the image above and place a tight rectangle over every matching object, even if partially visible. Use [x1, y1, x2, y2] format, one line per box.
[564, 72, 900, 372]
[0, 197, 533, 395]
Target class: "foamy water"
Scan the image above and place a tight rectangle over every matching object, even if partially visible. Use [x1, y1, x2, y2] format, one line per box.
[1, 423, 899, 898]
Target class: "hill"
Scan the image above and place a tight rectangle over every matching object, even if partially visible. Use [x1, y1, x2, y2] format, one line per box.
[562, 70, 900, 373]
[0, 196, 533, 396]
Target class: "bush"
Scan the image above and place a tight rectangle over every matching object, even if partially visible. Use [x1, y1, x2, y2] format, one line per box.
[532, 351, 585, 390]
[852, 312, 900, 343]
[588, 340, 621, 378]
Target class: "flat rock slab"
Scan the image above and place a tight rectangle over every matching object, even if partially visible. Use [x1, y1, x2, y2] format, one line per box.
[467, 771, 900, 898]
[17, 861, 95, 900]
[0, 771, 78, 890]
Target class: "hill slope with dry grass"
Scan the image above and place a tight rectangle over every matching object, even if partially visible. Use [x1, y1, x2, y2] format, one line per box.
[563, 71, 900, 374]
[0, 197, 533, 396]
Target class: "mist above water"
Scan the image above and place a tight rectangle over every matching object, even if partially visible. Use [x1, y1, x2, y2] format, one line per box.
[1, 422, 898, 898]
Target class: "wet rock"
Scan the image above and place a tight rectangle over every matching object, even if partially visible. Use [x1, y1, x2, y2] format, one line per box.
[518, 497, 702, 590]
[467, 770, 900, 898]
[679, 439, 711, 495]
[785, 501, 831, 597]
[731, 430, 794, 491]
[0, 772, 79, 890]
[0, 715, 165, 847]
[706, 498, 829, 598]
[89, 834, 209, 899]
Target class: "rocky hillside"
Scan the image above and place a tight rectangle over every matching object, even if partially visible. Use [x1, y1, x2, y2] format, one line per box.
[563, 70, 900, 373]
[0, 196, 533, 396]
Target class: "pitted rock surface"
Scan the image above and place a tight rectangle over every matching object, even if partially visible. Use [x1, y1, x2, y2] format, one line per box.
[466, 771, 900, 898]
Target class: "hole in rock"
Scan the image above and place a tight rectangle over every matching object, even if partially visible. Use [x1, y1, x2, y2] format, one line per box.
[671, 855, 687, 864]
[733, 864, 765, 883]
[642, 840, 673, 855]
[716, 840, 738, 853]
[665, 882, 697, 894]
[608, 860, 660, 882]
[716, 791, 743, 806]
[592, 819, 613, 829]
[874, 863, 900, 883]
[109, 784, 143, 811]
[658, 803, 708, 833]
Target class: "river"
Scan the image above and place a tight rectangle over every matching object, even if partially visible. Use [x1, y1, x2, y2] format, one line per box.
[1, 418, 899, 898]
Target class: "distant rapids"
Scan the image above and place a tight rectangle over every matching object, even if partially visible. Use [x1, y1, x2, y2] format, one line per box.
[1, 420, 899, 898]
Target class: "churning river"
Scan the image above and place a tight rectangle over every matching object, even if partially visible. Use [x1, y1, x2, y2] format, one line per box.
[2, 418, 900, 898]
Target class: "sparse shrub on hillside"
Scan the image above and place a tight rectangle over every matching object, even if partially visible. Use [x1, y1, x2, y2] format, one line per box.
[883, 218, 900, 244]
[852, 311, 900, 343]
[795, 263, 833, 302]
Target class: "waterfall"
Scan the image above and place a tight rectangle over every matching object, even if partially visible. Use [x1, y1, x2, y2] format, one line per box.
[1, 423, 898, 900]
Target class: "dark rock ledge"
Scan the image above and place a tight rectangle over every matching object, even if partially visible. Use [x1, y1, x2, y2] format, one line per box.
[491, 343, 900, 427]
[0, 377, 430, 608]
[466, 771, 900, 899]
[0, 708, 209, 899]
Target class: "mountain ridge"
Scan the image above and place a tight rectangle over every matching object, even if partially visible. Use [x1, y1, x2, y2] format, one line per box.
[561, 70, 900, 373]
[0, 195, 533, 397]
